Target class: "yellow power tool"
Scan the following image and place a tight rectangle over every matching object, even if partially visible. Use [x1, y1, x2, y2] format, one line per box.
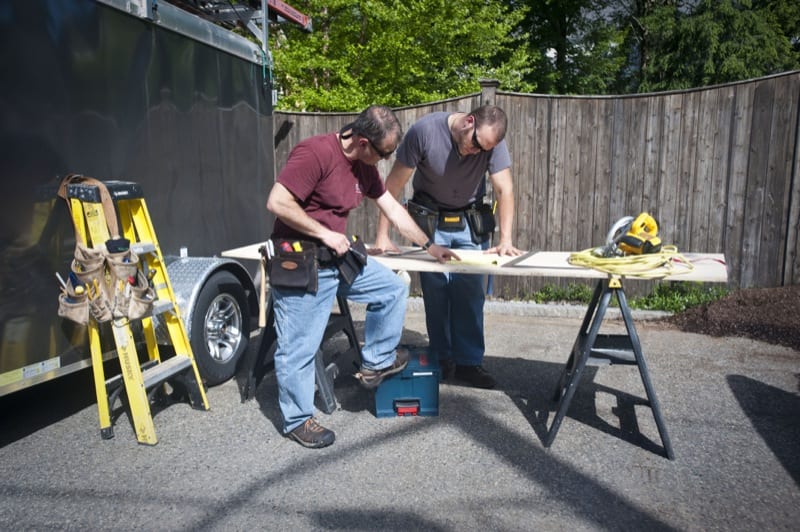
[618, 212, 662, 255]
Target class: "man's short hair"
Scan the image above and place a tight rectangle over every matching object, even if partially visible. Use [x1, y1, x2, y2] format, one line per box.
[470, 105, 507, 142]
[350, 105, 403, 145]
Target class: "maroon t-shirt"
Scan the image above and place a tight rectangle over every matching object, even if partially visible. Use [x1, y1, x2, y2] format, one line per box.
[271, 132, 386, 240]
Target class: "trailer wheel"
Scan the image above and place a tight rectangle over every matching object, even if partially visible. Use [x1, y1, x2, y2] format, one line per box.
[190, 270, 249, 386]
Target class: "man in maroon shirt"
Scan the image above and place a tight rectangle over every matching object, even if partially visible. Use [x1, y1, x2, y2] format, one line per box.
[266, 105, 457, 448]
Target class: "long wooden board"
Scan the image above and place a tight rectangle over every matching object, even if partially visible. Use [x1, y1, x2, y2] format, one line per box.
[221, 243, 728, 283]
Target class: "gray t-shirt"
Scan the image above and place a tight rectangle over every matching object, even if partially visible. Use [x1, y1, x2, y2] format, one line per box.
[396, 111, 511, 209]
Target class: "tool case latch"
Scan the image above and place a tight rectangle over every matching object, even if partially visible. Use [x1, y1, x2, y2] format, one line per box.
[394, 399, 420, 416]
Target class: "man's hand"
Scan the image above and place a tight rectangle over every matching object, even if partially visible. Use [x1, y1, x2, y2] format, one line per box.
[429, 244, 460, 263]
[485, 242, 523, 257]
[321, 231, 351, 257]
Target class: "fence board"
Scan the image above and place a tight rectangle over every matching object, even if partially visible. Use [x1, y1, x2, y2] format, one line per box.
[769, 76, 800, 285]
[592, 99, 615, 246]
[707, 86, 734, 254]
[743, 81, 774, 286]
[656, 92, 683, 246]
[691, 87, 717, 251]
[724, 83, 754, 288]
[577, 99, 598, 250]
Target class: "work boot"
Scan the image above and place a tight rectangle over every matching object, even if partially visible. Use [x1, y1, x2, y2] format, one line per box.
[357, 347, 410, 389]
[454, 365, 496, 389]
[288, 417, 335, 449]
[438, 358, 455, 381]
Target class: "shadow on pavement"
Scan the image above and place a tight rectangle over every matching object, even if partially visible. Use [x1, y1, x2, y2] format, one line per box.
[728, 374, 800, 486]
[0, 367, 96, 447]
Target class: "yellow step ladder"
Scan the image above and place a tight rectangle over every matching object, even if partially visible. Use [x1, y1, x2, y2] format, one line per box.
[61, 176, 209, 445]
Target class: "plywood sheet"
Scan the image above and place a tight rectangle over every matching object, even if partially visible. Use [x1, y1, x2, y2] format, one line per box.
[222, 243, 728, 283]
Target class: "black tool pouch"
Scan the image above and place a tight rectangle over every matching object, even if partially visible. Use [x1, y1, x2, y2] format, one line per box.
[438, 210, 466, 231]
[465, 202, 496, 243]
[407, 199, 438, 238]
[268, 240, 319, 293]
[337, 238, 368, 285]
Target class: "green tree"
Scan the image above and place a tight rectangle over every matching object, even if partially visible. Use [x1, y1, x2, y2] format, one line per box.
[604, 0, 683, 94]
[270, 0, 537, 111]
[639, 0, 800, 91]
[519, 0, 628, 95]
[517, 0, 799, 95]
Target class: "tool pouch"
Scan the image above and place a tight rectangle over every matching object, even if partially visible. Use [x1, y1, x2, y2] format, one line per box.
[465, 202, 496, 244]
[336, 238, 368, 285]
[127, 270, 155, 320]
[57, 279, 90, 326]
[88, 289, 114, 323]
[438, 210, 466, 231]
[407, 198, 438, 238]
[267, 240, 319, 293]
[73, 241, 105, 275]
[106, 248, 140, 318]
[70, 243, 113, 322]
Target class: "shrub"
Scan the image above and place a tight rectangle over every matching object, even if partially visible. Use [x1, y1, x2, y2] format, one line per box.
[628, 282, 728, 313]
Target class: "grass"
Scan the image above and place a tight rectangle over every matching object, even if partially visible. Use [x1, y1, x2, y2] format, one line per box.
[507, 281, 728, 313]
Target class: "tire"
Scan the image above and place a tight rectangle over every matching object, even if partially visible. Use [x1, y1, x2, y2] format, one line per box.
[190, 270, 249, 386]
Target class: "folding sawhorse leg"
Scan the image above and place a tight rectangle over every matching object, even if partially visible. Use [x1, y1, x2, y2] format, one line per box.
[544, 276, 674, 460]
[235, 294, 362, 414]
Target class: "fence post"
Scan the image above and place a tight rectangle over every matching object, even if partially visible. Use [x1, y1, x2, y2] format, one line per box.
[480, 79, 500, 106]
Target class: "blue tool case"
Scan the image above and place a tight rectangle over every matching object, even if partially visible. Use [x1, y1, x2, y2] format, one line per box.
[375, 347, 439, 417]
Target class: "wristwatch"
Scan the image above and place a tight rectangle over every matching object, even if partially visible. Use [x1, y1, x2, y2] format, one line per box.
[422, 239, 433, 251]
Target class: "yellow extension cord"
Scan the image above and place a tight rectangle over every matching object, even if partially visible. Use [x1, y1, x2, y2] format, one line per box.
[568, 244, 695, 279]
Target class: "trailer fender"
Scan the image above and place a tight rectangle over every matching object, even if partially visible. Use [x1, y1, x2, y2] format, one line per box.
[162, 256, 259, 386]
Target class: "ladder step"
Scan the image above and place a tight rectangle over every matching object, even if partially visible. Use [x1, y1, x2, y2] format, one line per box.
[152, 300, 174, 315]
[105, 359, 159, 391]
[142, 355, 193, 389]
[131, 242, 156, 254]
[66, 180, 144, 202]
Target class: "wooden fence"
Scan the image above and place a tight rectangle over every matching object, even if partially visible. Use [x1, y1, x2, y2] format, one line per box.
[272, 72, 800, 296]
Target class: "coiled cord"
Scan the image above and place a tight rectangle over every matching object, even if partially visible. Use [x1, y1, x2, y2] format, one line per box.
[568, 245, 695, 279]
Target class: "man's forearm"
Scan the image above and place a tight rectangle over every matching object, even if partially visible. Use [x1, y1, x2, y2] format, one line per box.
[497, 195, 515, 245]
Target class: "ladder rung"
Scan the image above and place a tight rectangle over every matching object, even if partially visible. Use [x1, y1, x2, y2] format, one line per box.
[104, 180, 145, 200]
[142, 355, 192, 389]
[152, 300, 174, 315]
[105, 359, 159, 391]
[132, 242, 156, 254]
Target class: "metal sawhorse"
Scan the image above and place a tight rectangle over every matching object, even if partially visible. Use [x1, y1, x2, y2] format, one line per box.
[544, 275, 675, 460]
[235, 294, 362, 414]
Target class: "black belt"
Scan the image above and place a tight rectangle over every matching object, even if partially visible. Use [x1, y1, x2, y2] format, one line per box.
[412, 193, 481, 214]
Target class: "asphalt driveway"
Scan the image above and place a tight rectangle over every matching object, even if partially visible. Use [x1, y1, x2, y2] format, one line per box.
[1, 302, 798, 531]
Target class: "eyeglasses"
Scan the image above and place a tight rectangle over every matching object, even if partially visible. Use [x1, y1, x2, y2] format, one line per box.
[366, 137, 395, 159]
[471, 123, 488, 152]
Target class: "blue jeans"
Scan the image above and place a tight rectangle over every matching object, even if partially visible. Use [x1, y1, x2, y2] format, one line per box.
[419, 223, 487, 366]
[272, 259, 409, 433]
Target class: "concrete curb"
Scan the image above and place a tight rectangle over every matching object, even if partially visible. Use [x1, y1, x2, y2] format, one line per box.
[405, 296, 672, 321]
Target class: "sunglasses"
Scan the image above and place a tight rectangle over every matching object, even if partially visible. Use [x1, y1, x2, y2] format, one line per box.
[471, 123, 488, 152]
[366, 137, 395, 159]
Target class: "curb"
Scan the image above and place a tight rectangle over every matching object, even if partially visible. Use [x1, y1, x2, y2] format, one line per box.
[405, 296, 671, 321]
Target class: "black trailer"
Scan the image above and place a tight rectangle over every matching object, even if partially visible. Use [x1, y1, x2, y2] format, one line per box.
[0, 0, 297, 395]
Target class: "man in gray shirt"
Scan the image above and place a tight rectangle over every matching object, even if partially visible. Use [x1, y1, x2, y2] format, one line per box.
[375, 105, 522, 388]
